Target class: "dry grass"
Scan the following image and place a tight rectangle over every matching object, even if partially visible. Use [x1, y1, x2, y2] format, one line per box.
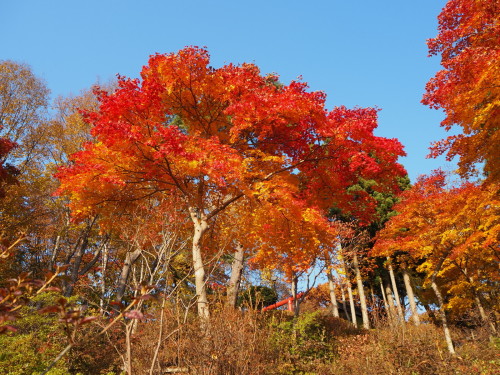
[75, 305, 499, 375]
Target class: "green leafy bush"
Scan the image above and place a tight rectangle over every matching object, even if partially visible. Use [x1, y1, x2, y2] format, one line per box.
[0, 292, 68, 375]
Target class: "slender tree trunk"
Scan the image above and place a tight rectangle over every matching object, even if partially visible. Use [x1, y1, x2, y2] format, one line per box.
[342, 258, 357, 326]
[430, 256, 456, 355]
[402, 268, 420, 326]
[291, 274, 300, 317]
[63, 217, 98, 297]
[124, 322, 133, 375]
[384, 281, 398, 325]
[387, 258, 404, 321]
[100, 243, 109, 313]
[454, 262, 497, 335]
[64, 237, 88, 297]
[189, 207, 210, 321]
[469, 281, 497, 334]
[340, 283, 350, 322]
[226, 242, 244, 308]
[369, 284, 380, 326]
[50, 234, 61, 269]
[473, 293, 496, 333]
[379, 278, 389, 313]
[353, 252, 370, 329]
[346, 282, 357, 326]
[116, 249, 142, 302]
[326, 269, 340, 318]
[430, 279, 455, 355]
[149, 297, 166, 375]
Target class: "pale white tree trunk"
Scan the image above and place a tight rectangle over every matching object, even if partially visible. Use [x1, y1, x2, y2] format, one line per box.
[124, 321, 133, 375]
[100, 243, 109, 313]
[226, 242, 245, 308]
[430, 280, 455, 355]
[387, 258, 404, 321]
[189, 207, 210, 321]
[50, 234, 61, 269]
[385, 282, 398, 325]
[430, 256, 456, 355]
[291, 275, 300, 317]
[473, 292, 496, 333]
[149, 297, 166, 375]
[454, 262, 497, 335]
[116, 249, 142, 302]
[347, 282, 357, 326]
[64, 236, 88, 297]
[340, 284, 350, 322]
[342, 258, 357, 326]
[402, 268, 420, 326]
[379, 278, 390, 315]
[327, 269, 340, 318]
[353, 252, 370, 329]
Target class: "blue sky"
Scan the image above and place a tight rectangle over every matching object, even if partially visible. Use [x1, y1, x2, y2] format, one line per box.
[1, 0, 454, 182]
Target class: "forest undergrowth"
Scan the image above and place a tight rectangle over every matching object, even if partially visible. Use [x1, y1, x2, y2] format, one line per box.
[1, 297, 497, 375]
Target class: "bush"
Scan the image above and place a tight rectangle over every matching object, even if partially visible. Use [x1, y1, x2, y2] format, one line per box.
[0, 293, 69, 375]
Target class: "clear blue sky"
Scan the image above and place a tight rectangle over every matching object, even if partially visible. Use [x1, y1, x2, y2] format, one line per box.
[1, 0, 455, 182]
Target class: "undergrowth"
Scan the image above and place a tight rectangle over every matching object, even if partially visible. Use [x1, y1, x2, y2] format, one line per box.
[1, 304, 498, 374]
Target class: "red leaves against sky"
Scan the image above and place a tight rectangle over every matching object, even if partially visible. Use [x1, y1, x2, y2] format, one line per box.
[56, 47, 406, 234]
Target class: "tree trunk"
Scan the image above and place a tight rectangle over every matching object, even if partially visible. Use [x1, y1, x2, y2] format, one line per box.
[149, 297, 166, 375]
[353, 252, 370, 329]
[379, 278, 389, 312]
[326, 269, 340, 318]
[472, 292, 497, 334]
[340, 283, 350, 322]
[116, 249, 142, 302]
[124, 322, 133, 375]
[430, 279, 456, 355]
[430, 255, 455, 355]
[454, 262, 497, 335]
[370, 285, 376, 307]
[384, 281, 398, 325]
[226, 242, 244, 308]
[342, 258, 357, 326]
[346, 282, 357, 326]
[469, 281, 497, 334]
[63, 217, 98, 297]
[100, 243, 109, 313]
[49, 234, 61, 269]
[291, 274, 300, 317]
[189, 207, 210, 321]
[402, 268, 420, 326]
[64, 236, 88, 297]
[387, 258, 404, 321]
[370, 284, 381, 327]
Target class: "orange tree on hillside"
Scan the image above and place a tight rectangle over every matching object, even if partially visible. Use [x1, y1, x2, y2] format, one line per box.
[373, 170, 499, 353]
[56, 47, 406, 321]
[423, 0, 500, 182]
